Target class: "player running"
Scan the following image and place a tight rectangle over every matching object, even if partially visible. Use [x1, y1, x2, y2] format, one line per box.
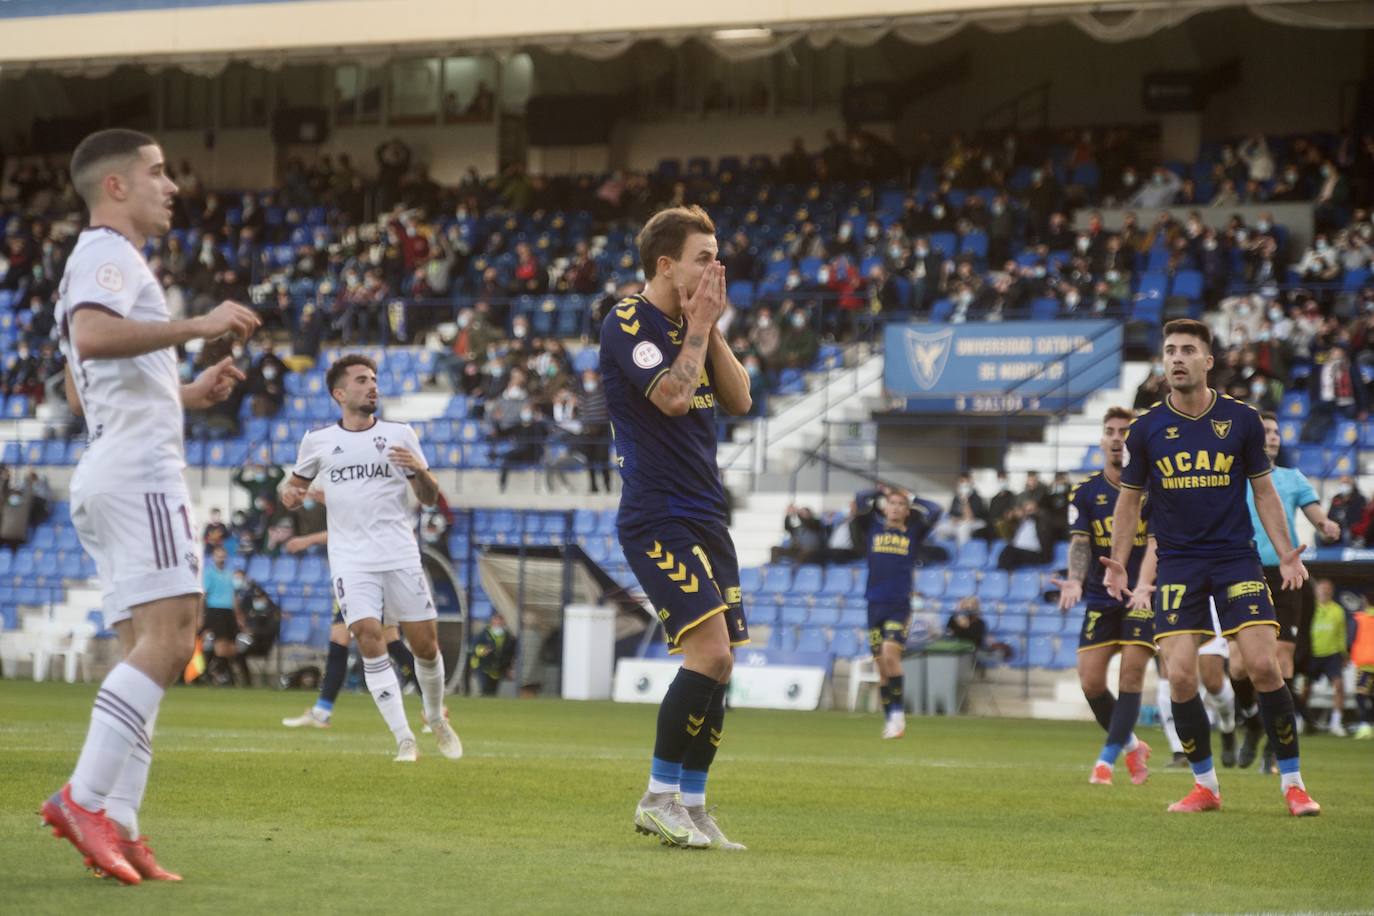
[601, 206, 753, 850]
[1053, 407, 1153, 785]
[280, 354, 460, 762]
[1104, 319, 1319, 816]
[42, 128, 259, 884]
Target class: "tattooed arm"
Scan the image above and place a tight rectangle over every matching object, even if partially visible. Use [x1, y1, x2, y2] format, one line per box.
[648, 328, 711, 417]
[1051, 534, 1090, 611]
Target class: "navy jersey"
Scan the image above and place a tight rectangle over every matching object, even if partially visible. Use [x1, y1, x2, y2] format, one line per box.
[1120, 391, 1270, 560]
[1068, 472, 1147, 607]
[599, 293, 726, 532]
[859, 490, 935, 604]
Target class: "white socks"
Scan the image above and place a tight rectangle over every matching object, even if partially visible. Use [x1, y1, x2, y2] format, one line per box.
[105, 708, 158, 838]
[362, 654, 414, 744]
[1158, 677, 1184, 754]
[71, 663, 164, 812]
[1194, 765, 1220, 794]
[1280, 770, 1305, 792]
[415, 653, 446, 724]
[1205, 679, 1236, 733]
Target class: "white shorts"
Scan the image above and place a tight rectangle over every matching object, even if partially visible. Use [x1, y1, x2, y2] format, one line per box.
[1199, 600, 1229, 659]
[332, 567, 435, 628]
[71, 487, 204, 628]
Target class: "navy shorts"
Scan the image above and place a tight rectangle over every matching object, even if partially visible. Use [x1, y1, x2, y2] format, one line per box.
[621, 518, 749, 654]
[867, 601, 909, 654]
[1077, 604, 1156, 653]
[1308, 654, 1345, 685]
[1153, 552, 1278, 642]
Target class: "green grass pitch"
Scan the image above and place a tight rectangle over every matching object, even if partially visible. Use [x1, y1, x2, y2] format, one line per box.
[1, 681, 1370, 914]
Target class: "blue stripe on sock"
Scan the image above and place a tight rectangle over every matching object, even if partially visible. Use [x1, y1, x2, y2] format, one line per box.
[650, 757, 683, 785]
[315, 699, 334, 713]
[1277, 756, 1301, 775]
[1190, 756, 1214, 776]
[680, 769, 708, 796]
[1098, 743, 1123, 766]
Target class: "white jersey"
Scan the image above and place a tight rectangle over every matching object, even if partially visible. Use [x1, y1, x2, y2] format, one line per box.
[292, 418, 428, 574]
[56, 227, 185, 498]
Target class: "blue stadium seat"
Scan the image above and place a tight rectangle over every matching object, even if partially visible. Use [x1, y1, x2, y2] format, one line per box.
[791, 565, 823, 594]
[1171, 270, 1204, 301]
[1052, 541, 1070, 570]
[1030, 612, 1064, 635]
[760, 565, 793, 594]
[916, 567, 946, 597]
[945, 569, 977, 599]
[1280, 392, 1309, 419]
[955, 540, 988, 569]
[281, 616, 312, 644]
[820, 566, 854, 596]
[1027, 636, 1056, 668]
[795, 628, 830, 655]
[830, 627, 863, 657]
[978, 570, 1009, 600]
[1052, 639, 1079, 669]
[1008, 570, 1041, 602]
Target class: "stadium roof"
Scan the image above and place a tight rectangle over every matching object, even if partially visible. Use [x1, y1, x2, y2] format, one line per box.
[0, 0, 1367, 74]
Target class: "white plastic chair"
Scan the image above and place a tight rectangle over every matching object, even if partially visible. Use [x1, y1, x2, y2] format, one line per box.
[51, 622, 96, 683]
[846, 653, 882, 712]
[31, 619, 70, 682]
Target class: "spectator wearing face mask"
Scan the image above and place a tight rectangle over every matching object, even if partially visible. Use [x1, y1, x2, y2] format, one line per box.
[243, 340, 289, 418]
[778, 310, 820, 368]
[469, 611, 517, 696]
[748, 307, 783, 374]
[203, 507, 230, 550]
[997, 499, 1056, 571]
[235, 583, 281, 684]
[937, 473, 988, 547]
[576, 369, 612, 494]
[1297, 235, 1342, 283]
[1306, 346, 1369, 436]
[498, 405, 549, 492]
[1328, 477, 1366, 546]
[234, 463, 285, 506]
[1128, 166, 1183, 209]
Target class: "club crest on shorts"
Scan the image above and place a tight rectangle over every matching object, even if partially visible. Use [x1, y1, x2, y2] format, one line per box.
[185, 551, 200, 575]
[374, 436, 387, 452]
[1211, 419, 1232, 439]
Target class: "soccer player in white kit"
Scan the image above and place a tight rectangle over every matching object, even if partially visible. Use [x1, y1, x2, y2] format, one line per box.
[40, 129, 260, 885]
[280, 354, 462, 761]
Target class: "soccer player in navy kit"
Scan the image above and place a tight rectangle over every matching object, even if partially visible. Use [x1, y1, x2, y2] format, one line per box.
[600, 206, 753, 849]
[1104, 319, 1320, 816]
[857, 485, 931, 739]
[1054, 407, 1153, 785]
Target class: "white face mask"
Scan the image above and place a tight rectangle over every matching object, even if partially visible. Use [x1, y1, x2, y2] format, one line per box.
[957, 483, 972, 497]
[582, 381, 598, 393]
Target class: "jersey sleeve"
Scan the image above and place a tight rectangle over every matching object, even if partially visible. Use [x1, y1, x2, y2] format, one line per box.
[1120, 417, 1149, 490]
[1292, 469, 1319, 507]
[402, 424, 429, 478]
[291, 431, 321, 481]
[1067, 483, 1090, 536]
[601, 307, 671, 398]
[1241, 409, 1272, 479]
[65, 237, 141, 319]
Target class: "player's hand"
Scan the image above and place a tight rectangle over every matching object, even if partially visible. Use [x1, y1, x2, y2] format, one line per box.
[280, 482, 307, 510]
[679, 261, 726, 332]
[1126, 583, 1155, 613]
[197, 300, 261, 342]
[1050, 577, 1081, 611]
[387, 446, 425, 473]
[1099, 556, 1129, 601]
[1278, 544, 1309, 590]
[183, 356, 246, 409]
[1318, 519, 1340, 541]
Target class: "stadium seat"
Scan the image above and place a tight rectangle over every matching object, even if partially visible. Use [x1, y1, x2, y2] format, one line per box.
[760, 565, 793, 594]
[791, 565, 823, 594]
[945, 569, 977, 599]
[916, 567, 946, 597]
[1027, 636, 1056, 668]
[955, 540, 988, 569]
[795, 628, 830, 655]
[1008, 570, 1041, 602]
[830, 627, 862, 658]
[820, 566, 855, 596]
[978, 570, 1009, 601]
[280, 616, 312, 644]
